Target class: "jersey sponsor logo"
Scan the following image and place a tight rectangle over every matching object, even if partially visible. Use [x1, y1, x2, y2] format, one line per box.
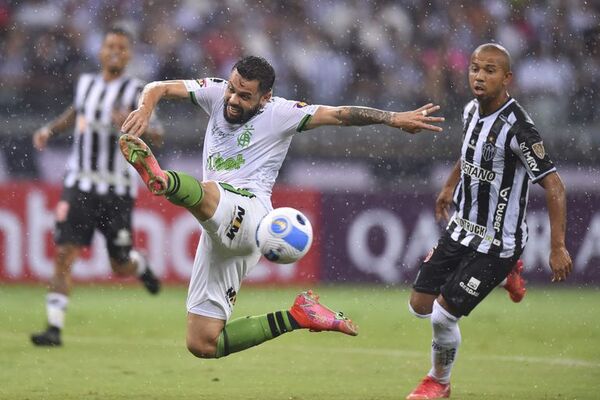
[226, 205, 246, 240]
[453, 216, 487, 238]
[459, 278, 481, 297]
[482, 142, 496, 161]
[493, 187, 511, 234]
[461, 160, 496, 182]
[207, 152, 245, 171]
[294, 101, 309, 108]
[237, 124, 253, 148]
[519, 142, 540, 172]
[467, 276, 481, 290]
[195, 78, 206, 87]
[532, 141, 545, 159]
[226, 286, 237, 308]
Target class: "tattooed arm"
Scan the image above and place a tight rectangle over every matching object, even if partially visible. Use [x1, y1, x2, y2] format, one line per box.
[304, 103, 444, 133]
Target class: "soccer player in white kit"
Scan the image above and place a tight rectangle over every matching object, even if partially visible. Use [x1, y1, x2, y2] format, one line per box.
[120, 56, 445, 359]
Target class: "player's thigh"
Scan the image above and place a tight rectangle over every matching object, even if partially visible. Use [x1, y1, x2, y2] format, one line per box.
[54, 187, 96, 246]
[412, 233, 469, 296]
[441, 252, 519, 316]
[187, 232, 262, 321]
[97, 193, 134, 263]
[184, 180, 221, 222]
[200, 182, 268, 255]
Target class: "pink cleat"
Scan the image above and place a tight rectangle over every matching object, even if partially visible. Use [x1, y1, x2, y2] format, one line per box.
[119, 134, 168, 195]
[289, 290, 358, 336]
[406, 376, 451, 399]
[504, 259, 527, 303]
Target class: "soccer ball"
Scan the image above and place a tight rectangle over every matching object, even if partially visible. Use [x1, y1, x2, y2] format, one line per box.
[255, 207, 313, 264]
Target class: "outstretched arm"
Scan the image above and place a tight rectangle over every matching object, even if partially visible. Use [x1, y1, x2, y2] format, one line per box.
[33, 106, 76, 151]
[539, 172, 572, 282]
[304, 103, 444, 133]
[121, 80, 189, 137]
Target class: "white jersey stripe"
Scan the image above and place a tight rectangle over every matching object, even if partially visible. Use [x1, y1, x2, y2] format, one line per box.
[63, 74, 151, 197]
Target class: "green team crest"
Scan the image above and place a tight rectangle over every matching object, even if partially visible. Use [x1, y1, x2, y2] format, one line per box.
[237, 124, 254, 148]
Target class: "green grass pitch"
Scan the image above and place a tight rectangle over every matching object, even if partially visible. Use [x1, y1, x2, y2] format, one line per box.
[1, 284, 599, 399]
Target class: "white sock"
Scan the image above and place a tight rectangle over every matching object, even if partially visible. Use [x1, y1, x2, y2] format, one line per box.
[46, 292, 69, 329]
[408, 302, 432, 319]
[130, 250, 147, 276]
[428, 300, 461, 384]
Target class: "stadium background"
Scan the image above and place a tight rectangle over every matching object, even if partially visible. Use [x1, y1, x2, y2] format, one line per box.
[1, 0, 599, 285]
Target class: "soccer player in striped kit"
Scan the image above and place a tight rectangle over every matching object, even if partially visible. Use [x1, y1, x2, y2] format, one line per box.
[405, 43, 573, 399]
[30, 28, 163, 347]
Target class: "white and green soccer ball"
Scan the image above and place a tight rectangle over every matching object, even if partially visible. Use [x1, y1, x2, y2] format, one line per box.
[255, 207, 313, 264]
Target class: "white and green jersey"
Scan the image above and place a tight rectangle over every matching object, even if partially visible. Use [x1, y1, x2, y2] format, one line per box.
[183, 78, 318, 204]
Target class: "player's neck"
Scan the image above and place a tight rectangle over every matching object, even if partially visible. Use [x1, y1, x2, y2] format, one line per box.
[478, 92, 510, 117]
[102, 69, 123, 82]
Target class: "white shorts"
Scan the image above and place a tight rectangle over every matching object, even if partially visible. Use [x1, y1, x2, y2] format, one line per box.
[186, 182, 270, 320]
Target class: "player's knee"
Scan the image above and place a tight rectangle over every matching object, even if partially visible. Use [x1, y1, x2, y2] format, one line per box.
[108, 247, 134, 276]
[111, 263, 130, 276]
[408, 292, 435, 318]
[55, 245, 79, 269]
[109, 258, 134, 277]
[186, 337, 217, 359]
[408, 300, 432, 318]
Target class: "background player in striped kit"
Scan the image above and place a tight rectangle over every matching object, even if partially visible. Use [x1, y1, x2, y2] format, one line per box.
[30, 28, 163, 347]
[405, 43, 573, 399]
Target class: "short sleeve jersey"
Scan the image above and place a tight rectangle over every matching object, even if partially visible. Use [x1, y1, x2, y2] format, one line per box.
[183, 78, 318, 203]
[448, 98, 556, 257]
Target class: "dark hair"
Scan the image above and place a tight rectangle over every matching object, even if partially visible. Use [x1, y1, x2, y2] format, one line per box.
[233, 56, 275, 93]
[106, 27, 133, 43]
[474, 43, 512, 72]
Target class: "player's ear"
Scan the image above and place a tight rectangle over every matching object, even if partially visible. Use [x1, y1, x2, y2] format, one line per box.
[260, 89, 272, 105]
[503, 71, 513, 87]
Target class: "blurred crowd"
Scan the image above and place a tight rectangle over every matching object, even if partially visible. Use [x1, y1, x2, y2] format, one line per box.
[2, 0, 599, 117]
[0, 0, 599, 179]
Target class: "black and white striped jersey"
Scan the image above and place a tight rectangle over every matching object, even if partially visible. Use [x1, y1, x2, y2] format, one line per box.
[63, 73, 149, 197]
[446, 97, 556, 258]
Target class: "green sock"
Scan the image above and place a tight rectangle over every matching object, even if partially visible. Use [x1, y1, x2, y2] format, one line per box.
[215, 311, 301, 358]
[164, 170, 203, 208]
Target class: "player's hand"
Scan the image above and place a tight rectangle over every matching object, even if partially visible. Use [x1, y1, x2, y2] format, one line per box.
[121, 106, 151, 137]
[435, 186, 454, 222]
[33, 126, 53, 151]
[549, 245, 572, 282]
[392, 103, 445, 134]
